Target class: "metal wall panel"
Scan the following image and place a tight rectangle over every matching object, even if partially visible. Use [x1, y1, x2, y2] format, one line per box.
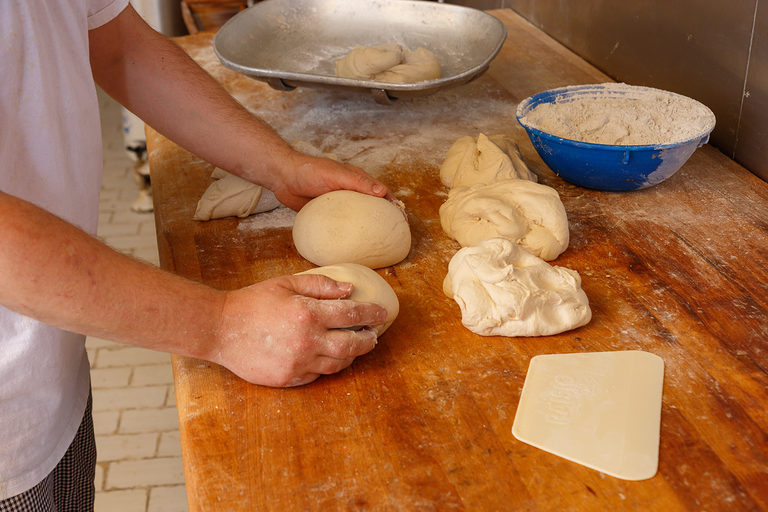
[454, 0, 765, 180]
[736, 3, 767, 180]
[501, 0, 752, 153]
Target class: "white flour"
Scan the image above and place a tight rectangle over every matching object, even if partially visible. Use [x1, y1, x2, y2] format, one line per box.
[519, 83, 715, 146]
[238, 206, 296, 232]
[184, 42, 518, 179]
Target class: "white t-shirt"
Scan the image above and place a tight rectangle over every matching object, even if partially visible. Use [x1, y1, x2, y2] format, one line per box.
[0, 0, 129, 498]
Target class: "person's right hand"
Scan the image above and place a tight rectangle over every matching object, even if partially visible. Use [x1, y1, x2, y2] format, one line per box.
[210, 273, 388, 387]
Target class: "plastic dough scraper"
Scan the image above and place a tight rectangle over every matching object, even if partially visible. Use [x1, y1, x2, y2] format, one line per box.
[512, 350, 664, 481]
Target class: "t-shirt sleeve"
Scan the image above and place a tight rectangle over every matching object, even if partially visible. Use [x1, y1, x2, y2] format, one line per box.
[87, 0, 130, 30]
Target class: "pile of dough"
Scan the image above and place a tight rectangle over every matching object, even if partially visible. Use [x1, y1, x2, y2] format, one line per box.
[292, 190, 411, 269]
[439, 179, 569, 261]
[335, 43, 440, 83]
[443, 238, 591, 337]
[437, 134, 590, 336]
[193, 168, 281, 221]
[296, 263, 399, 335]
[440, 133, 537, 188]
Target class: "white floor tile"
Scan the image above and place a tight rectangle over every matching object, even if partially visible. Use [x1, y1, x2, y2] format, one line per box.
[91, 89, 187, 512]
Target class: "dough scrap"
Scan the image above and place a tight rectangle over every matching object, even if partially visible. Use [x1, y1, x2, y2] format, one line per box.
[440, 133, 537, 188]
[194, 141, 338, 221]
[296, 263, 399, 335]
[292, 190, 411, 269]
[439, 179, 569, 261]
[193, 168, 281, 221]
[335, 44, 441, 83]
[443, 238, 591, 337]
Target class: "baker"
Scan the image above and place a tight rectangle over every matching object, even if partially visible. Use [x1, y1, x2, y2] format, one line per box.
[0, 1, 391, 509]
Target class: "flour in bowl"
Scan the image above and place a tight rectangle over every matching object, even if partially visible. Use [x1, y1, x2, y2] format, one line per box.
[519, 83, 715, 146]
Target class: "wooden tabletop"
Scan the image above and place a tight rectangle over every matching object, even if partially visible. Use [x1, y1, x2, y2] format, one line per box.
[146, 9, 768, 511]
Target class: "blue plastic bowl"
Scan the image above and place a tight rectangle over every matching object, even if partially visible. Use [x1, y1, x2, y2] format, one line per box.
[516, 84, 716, 191]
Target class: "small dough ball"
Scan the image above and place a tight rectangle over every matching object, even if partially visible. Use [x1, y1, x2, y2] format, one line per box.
[335, 43, 404, 79]
[440, 133, 537, 188]
[443, 238, 591, 337]
[296, 263, 399, 335]
[292, 190, 411, 269]
[439, 179, 569, 261]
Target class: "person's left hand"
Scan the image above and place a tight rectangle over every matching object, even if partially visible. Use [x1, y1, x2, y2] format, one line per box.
[269, 152, 391, 211]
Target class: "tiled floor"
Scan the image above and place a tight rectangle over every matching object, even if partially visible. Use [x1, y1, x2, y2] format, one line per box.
[86, 90, 188, 512]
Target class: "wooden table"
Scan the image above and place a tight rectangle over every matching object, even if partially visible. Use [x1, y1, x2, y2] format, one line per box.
[146, 9, 768, 511]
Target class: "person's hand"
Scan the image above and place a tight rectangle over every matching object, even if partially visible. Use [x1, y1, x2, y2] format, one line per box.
[210, 273, 388, 387]
[269, 152, 392, 211]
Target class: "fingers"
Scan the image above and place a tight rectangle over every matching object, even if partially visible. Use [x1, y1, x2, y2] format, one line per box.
[287, 275, 386, 326]
[288, 274, 353, 300]
[281, 330, 378, 387]
[339, 162, 389, 198]
[310, 297, 388, 331]
[275, 154, 391, 210]
[317, 326, 379, 359]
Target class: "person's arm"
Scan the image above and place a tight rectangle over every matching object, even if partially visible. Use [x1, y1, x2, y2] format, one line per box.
[88, 5, 388, 210]
[0, 191, 386, 386]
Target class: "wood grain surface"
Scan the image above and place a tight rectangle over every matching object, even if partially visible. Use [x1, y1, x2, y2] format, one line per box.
[146, 9, 768, 511]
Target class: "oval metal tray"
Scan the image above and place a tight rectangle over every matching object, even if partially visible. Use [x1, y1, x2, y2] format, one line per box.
[213, 0, 507, 104]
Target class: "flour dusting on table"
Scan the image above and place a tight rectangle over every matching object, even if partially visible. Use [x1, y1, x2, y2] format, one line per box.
[185, 41, 521, 179]
[238, 206, 296, 232]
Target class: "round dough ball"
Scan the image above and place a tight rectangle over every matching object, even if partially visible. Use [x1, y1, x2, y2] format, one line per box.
[296, 263, 399, 335]
[443, 238, 591, 337]
[439, 179, 569, 261]
[292, 190, 411, 269]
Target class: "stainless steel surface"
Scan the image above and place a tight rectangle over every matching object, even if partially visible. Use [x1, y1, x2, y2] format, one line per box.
[736, 2, 768, 181]
[213, 0, 507, 103]
[502, 0, 767, 181]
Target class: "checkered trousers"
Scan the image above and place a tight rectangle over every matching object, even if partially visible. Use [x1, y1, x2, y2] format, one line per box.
[0, 393, 96, 512]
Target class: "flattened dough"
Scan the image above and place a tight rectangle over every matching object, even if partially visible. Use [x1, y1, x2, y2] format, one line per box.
[439, 179, 569, 261]
[194, 140, 338, 221]
[296, 263, 399, 335]
[440, 133, 537, 188]
[193, 168, 281, 221]
[512, 351, 664, 481]
[292, 190, 411, 269]
[443, 238, 591, 337]
[335, 43, 440, 83]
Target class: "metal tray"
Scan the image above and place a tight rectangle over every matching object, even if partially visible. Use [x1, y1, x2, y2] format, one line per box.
[213, 0, 507, 104]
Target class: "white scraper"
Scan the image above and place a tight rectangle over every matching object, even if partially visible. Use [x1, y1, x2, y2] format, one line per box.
[512, 350, 664, 481]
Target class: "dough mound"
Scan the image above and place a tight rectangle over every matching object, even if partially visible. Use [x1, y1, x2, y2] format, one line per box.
[194, 168, 281, 221]
[439, 179, 569, 261]
[335, 44, 440, 83]
[443, 238, 591, 337]
[440, 133, 537, 188]
[296, 263, 399, 335]
[292, 190, 411, 269]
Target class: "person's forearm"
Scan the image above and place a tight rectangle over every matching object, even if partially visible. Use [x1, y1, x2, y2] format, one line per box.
[89, 6, 293, 188]
[0, 191, 223, 359]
